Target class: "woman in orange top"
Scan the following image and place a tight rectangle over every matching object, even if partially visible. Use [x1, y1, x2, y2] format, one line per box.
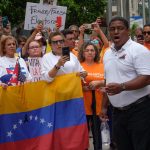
[78, 42, 104, 150]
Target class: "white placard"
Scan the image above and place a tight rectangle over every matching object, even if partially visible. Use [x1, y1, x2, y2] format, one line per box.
[24, 2, 67, 30]
[28, 57, 42, 82]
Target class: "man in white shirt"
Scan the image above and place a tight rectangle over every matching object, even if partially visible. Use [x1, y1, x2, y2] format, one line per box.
[101, 16, 150, 150]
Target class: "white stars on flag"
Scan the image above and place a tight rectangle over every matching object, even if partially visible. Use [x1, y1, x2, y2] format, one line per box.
[18, 120, 23, 125]
[35, 116, 38, 121]
[40, 118, 45, 124]
[47, 122, 53, 128]
[6, 114, 53, 138]
[7, 131, 13, 137]
[13, 124, 17, 130]
[29, 115, 33, 120]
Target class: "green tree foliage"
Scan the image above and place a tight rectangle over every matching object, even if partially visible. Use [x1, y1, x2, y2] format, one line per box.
[0, 0, 107, 28]
[0, 0, 39, 27]
[58, 0, 107, 27]
[130, 23, 138, 40]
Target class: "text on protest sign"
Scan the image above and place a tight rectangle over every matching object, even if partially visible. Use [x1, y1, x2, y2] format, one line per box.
[24, 2, 67, 30]
[28, 57, 42, 82]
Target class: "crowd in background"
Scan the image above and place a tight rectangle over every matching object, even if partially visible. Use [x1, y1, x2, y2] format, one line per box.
[1, 15, 150, 150]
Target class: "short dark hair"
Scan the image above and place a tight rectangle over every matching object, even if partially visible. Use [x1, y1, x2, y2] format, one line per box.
[144, 23, 150, 28]
[78, 42, 100, 63]
[61, 29, 74, 38]
[48, 31, 64, 44]
[17, 36, 27, 44]
[109, 16, 129, 29]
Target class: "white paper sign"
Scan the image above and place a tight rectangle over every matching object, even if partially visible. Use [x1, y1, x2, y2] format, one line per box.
[28, 57, 42, 82]
[24, 2, 67, 30]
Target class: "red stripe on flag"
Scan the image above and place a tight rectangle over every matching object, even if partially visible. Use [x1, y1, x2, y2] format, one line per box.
[0, 123, 89, 150]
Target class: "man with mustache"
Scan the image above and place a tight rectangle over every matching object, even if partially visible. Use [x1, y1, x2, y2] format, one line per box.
[101, 16, 150, 150]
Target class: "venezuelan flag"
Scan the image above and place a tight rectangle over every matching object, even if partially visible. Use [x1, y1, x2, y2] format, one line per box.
[0, 73, 89, 150]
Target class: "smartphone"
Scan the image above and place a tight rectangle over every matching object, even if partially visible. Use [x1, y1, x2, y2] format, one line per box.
[2, 16, 9, 28]
[91, 23, 97, 29]
[56, 16, 62, 28]
[62, 47, 70, 60]
[84, 23, 92, 29]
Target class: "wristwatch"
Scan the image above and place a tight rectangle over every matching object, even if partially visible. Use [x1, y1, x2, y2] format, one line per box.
[121, 83, 126, 91]
[54, 65, 60, 70]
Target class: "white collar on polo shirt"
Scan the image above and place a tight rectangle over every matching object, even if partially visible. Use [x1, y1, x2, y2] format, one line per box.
[111, 38, 132, 53]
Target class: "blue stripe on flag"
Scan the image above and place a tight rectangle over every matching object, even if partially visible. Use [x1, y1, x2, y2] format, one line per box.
[0, 98, 86, 143]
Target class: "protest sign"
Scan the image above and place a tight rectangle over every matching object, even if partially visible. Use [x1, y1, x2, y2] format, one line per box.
[28, 57, 42, 82]
[24, 2, 67, 30]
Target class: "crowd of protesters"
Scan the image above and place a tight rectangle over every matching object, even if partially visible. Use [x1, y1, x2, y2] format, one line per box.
[1, 14, 150, 150]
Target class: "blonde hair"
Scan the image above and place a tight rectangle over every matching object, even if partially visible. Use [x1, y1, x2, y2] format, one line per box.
[0, 35, 17, 56]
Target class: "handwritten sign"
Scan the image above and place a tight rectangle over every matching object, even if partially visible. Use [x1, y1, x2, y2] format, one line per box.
[28, 57, 42, 82]
[24, 2, 67, 30]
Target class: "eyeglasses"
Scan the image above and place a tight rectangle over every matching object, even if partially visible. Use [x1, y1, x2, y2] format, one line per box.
[136, 35, 144, 40]
[29, 46, 40, 49]
[51, 40, 64, 45]
[109, 26, 125, 32]
[143, 31, 150, 35]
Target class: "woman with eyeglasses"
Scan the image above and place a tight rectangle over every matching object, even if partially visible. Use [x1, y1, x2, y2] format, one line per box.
[78, 21, 109, 63]
[22, 22, 47, 59]
[0, 35, 31, 88]
[41, 31, 87, 83]
[90, 23, 109, 63]
[25, 40, 43, 82]
[78, 42, 105, 150]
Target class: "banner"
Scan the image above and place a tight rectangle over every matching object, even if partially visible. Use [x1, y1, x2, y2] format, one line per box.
[0, 73, 88, 150]
[24, 2, 67, 30]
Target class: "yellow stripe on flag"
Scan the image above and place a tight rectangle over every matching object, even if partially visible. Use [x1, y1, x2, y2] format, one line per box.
[0, 73, 83, 114]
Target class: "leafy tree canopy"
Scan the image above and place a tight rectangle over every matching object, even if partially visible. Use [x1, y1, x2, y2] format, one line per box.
[58, 0, 107, 27]
[0, 0, 39, 27]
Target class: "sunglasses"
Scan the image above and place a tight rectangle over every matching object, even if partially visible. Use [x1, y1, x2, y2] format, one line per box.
[143, 31, 150, 35]
[51, 40, 64, 45]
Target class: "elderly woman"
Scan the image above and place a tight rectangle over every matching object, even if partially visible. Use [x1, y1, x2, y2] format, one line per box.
[41, 31, 87, 82]
[0, 35, 31, 88]
[78, 42, 105, 150]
